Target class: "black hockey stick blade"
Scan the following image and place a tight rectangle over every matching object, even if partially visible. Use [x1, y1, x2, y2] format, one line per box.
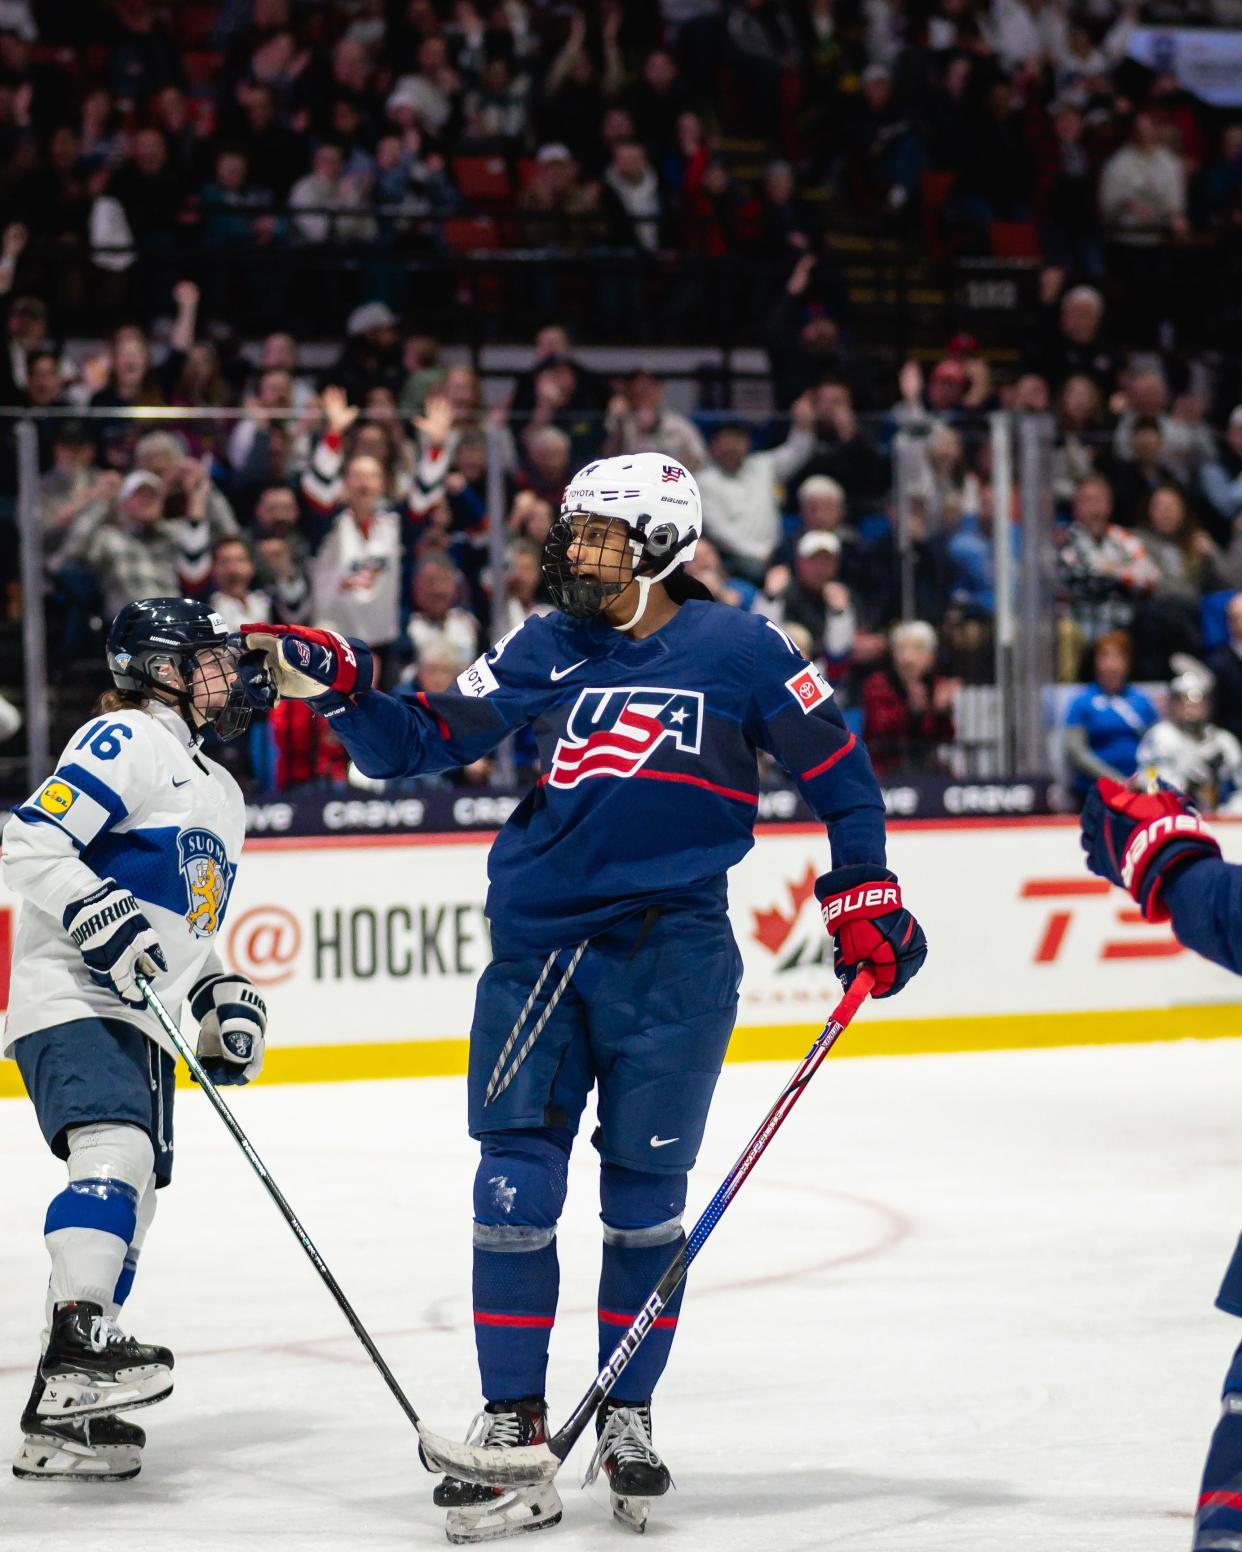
[415, 1424, 561, 1486]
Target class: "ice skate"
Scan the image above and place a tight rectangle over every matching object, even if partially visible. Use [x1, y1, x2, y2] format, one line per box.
[433, 1398, 563, 1543]
[583, 1400, 671, 1534]
[38, 1302, 173, 1421]
[13, 1366, 145, 1481]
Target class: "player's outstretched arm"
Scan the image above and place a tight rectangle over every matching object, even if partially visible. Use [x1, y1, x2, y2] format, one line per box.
[240, 621, 538, 780]
[1081, 777, 1242, 974]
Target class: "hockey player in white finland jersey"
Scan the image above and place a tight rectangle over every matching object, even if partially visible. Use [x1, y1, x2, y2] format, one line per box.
[2, 598, 264, 1482]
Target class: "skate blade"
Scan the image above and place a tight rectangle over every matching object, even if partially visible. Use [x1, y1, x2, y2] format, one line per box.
[611, 1493, 649, 1534]
[38, 1369, 172, 1420]
[418, 1423, 559, 1487]
[445, 1485, 563, 1543]
[13, 1434, 141, 1482]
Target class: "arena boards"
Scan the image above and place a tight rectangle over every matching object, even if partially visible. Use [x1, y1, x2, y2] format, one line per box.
[2, 817, 1240, 1093]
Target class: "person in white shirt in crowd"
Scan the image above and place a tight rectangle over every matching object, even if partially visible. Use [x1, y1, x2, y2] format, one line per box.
[208, 537, 270, 636]
[302, 386, 453, 522]
[309, 450, 403, 656]
[288, 143, 376, 246]
[603, 370, 708, 472]
[602, 139, 661, 251]
[696, 394, 816, 584]
[1099, 111, 1188, 245]
[400, 553, 479, 677]
[1136, 667, 1242, 814]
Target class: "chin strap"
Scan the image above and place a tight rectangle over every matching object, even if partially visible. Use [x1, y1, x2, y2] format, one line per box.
[611, 574, 653, 633]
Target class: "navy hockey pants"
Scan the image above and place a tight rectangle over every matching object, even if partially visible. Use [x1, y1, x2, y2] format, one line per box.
[465, 907, 742, 1403]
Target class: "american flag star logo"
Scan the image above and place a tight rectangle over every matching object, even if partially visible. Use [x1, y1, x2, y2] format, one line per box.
[547, 687, 704, 789]
[660, 464, 684, 483]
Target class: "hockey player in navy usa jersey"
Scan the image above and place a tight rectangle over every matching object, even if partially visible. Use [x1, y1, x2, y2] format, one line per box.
[2, 598, 267, 1483]
[1081, 778, 1242, 1550]
[239, 451, 927, 1541]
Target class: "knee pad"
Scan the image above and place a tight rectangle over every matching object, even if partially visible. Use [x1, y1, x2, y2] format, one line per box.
[599, 1163, 687, 1249]
[66, 1122, 155, 1195]
[46, 1125, 154, 1248]
[473, 1131, 571, 1252]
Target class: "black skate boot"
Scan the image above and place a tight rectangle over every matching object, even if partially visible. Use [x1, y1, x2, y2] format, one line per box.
[431, 1398, 563, 1543]
[39, 1302, 173, 1421]
[584, 1399, 671, 1534]
[14, 1365, 146, 1481]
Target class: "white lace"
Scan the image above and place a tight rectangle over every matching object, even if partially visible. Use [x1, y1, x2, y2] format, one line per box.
[87, 1315, 128, 1354]
[582, 1406, 662, 1487]
[462, 1406, 524, 1451]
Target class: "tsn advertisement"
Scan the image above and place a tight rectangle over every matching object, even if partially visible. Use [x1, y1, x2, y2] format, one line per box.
[2, 820, 1241, 1082]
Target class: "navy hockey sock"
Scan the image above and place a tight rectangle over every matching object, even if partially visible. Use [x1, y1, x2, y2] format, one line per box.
[472, 1131, 570, 1402]
[1195, 1338, 1242, 1548]
[597, 1234, 687, 1402]
[473, 1239, 560, 1401]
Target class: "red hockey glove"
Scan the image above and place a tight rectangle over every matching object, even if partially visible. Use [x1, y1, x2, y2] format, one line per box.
[1080, 777, 1221, 922]
[238, 623, 373, 707]
[815, 864, 927, 999]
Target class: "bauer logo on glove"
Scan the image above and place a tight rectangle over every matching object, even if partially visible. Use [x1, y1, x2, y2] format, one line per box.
[814, 864, 926, 999]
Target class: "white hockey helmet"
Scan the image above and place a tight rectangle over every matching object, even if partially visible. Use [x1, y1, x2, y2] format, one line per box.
[544, 452, 702, 620]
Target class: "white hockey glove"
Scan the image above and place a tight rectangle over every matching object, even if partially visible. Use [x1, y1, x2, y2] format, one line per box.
[189, 971, 267, 1086]
[63, 880, 167, 1009]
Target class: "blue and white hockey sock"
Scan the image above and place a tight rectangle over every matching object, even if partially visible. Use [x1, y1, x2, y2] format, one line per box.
[597, 1232, 687, 1403]
[45, 1178, 139, 1310]
[45, 1123, 154, 1313]
[1195, 1337, 1242, 1549]
[473, 1232, 560, 1402]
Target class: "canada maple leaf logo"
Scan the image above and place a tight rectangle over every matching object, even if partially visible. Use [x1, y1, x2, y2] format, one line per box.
[751, 864, 818, 955]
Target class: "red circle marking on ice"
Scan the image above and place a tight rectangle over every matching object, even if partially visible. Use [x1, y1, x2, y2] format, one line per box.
[227, 905, 302, 985]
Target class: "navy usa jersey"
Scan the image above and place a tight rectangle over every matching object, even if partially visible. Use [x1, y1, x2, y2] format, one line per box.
[329, 600, 887, 952]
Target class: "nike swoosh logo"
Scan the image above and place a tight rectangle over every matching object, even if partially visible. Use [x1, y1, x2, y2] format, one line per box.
[649, 1135, 679, 1149]
[171, 777, 191, 788]
[550, 659, 588, 682]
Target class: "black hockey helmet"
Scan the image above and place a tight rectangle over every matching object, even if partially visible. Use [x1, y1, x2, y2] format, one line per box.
[107, 597, 250, 740]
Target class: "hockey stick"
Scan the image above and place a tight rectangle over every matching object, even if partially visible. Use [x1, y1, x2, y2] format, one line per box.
[135, 974, 425, 1435]
[417, 968, 877, 1488]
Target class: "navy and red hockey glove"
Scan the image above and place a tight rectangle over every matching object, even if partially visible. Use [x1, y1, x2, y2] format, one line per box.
[238, 623, 374, 715]
[1081, 776, 1221, 922]
[815, 864, 927, 998]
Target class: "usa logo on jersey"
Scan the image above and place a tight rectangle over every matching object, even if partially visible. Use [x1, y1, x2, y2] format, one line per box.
[548, 687, 704, 789]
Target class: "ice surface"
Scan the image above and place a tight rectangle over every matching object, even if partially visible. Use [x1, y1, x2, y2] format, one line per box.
[1, 1036, 1239, 1550]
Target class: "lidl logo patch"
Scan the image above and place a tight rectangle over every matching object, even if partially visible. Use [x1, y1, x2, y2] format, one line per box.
[37, 781, 77, 817]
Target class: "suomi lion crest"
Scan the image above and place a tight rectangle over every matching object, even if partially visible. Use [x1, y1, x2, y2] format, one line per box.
[177, 828, 233, 938]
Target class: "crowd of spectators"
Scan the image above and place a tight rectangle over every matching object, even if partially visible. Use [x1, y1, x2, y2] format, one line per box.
[9, 241, 1242, 796]
[3, 0, 1242, 342]
[8, 3, 1242, 796]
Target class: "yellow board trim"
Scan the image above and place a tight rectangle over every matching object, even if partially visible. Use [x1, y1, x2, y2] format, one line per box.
[2, 1004, 1241, 1095]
